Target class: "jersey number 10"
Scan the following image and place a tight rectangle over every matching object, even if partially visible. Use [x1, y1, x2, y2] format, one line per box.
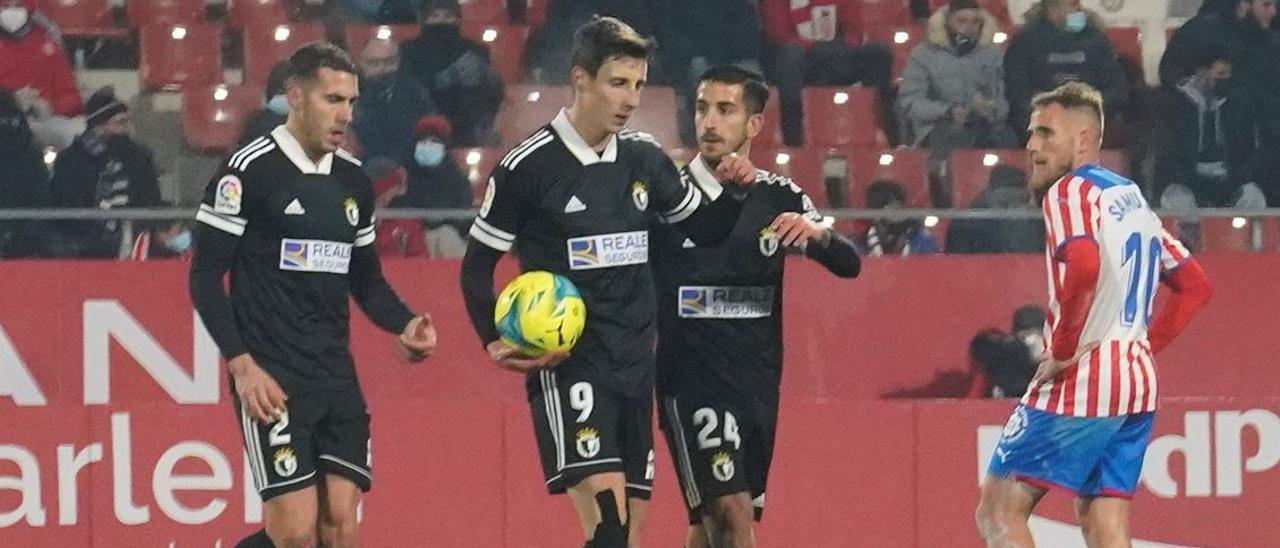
[1121, 232, 1162, 327]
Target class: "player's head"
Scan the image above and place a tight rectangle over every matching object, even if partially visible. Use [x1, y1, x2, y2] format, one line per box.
[1188, 44, 1231, 95]
[568, 16, 655, 137]
[695, 65, 769, 164]
[283, 42, 359, 158]
[1025, 82, 1103, 191]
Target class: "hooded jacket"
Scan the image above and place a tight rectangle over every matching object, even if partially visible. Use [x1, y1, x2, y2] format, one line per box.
[1153, 77, 1258, 202]
[1004, 4, 1126, 131]
[898, 6, 1008, 145]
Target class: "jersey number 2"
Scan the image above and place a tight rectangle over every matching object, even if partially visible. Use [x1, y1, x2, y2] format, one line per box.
[1121, 232, 1162, 327]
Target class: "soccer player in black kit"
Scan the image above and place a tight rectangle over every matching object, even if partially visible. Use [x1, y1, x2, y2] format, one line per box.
[189, 43, 437, 548]
[460, 17, 757, 548]
[653, 66, 862, 548]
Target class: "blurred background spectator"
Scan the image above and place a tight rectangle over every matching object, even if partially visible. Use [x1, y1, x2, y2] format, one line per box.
[354, 37, 437, 166]
[365, 158, 430, 258]
[128, 210, 192, 261]
[400, 115, 471, 257]
[1160, 0, 1248, 88]
[400, 0, 503, 146]
[853, 180, 939, 256]
[945, 165, 1042, 253]
[898, 0, 1014, 171]
[241, 62, 293, 147]
[0, 88, 50, 257]
[1224, 0, 1280, 148]
[49, 87, 161, 258]
[761, 0, 894, 146]
[1003, 0, 1126, 139]
[524, 0, 655, 85]
[0, 0, 82, 150]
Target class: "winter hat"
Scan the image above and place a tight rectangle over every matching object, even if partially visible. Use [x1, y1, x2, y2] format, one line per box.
[85, 86, 127, 129]
[413, 115, 452, 142]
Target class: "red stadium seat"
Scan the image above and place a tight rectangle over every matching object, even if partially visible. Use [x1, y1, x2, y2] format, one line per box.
[846, 148, 929, 207]
[860, 0, 912, 28]
[139, 24, 223, 91]
[452, 147, 504, 205]
[1105, 27, 1143, 80]
[36, 0, 125, 38]
[526, 0, 548, 27]
[243, 24, 326, 86]
[458, 0, 508, 24]
[628, 86, 680, 148]
[126, 0, 205, 27]
[756, 86, 784, 150]
[748, 147, 842, 207]
[496, 84, 571, 145]
[182, 84, 263, 153]
[946, 149, 1028, 208]
[226, 0, 291, 31]
[344, 24, 420, 56]
[866, 24, 925, 85]
[461, 23, 529, 85]
[802, 86, 885, 148]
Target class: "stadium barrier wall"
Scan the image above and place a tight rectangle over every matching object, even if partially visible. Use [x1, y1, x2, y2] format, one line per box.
[1, 257, 1277, 546]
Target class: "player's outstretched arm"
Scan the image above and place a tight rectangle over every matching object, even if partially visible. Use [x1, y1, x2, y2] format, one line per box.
[1148, 259, 1212, 355]
[189, 223, 249, 362]
[662, 154, 754, 246]
[349, 244, 417, 334]
[770, 211, 861, 277]
[459, 242, 566, 372]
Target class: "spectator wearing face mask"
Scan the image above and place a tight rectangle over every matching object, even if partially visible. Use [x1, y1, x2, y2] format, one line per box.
[129, 214, 193, 261]
[240, 61, 291, 147]
[399, 0, 504, 146]
[1154, 45, 1263, 207]
[49, 86, 162, 258]
[353, 37, 436, 167]
[1003, 0, 1126, 137]
[0, 0, 83, 150]
[852, 180, 939, 257]
[397, 115, 472, 256]
[0, 88, 51, 257]
[363, 159, 429, 257]
[899, 0, 1015, 169]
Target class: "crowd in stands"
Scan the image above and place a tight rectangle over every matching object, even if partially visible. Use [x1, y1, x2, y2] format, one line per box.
[2, 0, 1280, 259]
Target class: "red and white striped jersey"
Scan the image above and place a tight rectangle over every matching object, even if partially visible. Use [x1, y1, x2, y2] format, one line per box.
[1022, 165, 1191, 417]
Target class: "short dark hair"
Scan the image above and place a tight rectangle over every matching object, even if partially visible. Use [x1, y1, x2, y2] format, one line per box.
[285, 42, 359, 86]
[866, 180, 907, 209]
[697, 65, 770, 114]
[570, 16, 656, 77]
[948, 0, 981, 12]
[419, 0, 461, 19]
[1031, 82, 1103, 127]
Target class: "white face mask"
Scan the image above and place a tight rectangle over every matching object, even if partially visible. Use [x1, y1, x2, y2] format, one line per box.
[0, 7, 28, 34]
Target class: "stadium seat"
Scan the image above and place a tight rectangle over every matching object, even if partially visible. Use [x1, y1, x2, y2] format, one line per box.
[756, 86, 784, 150]
[866, 24, 925, 85]
[946, 149, 1028, 208]
[802, 86, 885, 148]
[126, 0, 206, 27]
[847, 148, 929, 207]
[748, 147, 842, 207]
[860, 0, 912, 28]
[243, 24, 326, 86]
[1198, 217, 1253, 253]
[344, 24, 421, 55]
[36, 0, 125, 38]
[452, 147, 504, 205]
[627, 86, 680, 148]
[496, 84, 571, 146]
[226, 0, 291, 31]
[1105, 27, 1143, 80]
[139, 24, 223, 91]
[182, 84, 264, 153]
[458, 0, 508, 24]
[462, 22, 529, 85]
[526, 0, 548, 27]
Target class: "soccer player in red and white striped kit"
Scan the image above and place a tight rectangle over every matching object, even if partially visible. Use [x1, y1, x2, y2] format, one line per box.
[975, 82, 1213, 547]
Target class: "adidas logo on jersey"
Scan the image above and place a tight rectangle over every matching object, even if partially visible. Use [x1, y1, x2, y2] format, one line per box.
[681, 238, 696, 249]
[564, 195, 587, 213]
[284, 199, 305, 215]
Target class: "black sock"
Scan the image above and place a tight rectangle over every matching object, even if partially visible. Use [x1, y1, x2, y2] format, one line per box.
[589, 490, 628, 548]
[236, 529, 276, 548]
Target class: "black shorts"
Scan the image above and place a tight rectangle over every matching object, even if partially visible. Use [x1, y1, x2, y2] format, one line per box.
[233, 377, 373, 501]
[659, 393, 777, 524]
[528, 370, 654, 500]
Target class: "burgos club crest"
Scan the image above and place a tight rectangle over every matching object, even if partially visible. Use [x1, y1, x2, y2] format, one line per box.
[711, 451, 735, 482]
[631, 181, 649, 211]
[344, 197, 359, 226]
[758, 227, 780, 257]
[273, 447, 298, 477]
[576, 427, 601, 458]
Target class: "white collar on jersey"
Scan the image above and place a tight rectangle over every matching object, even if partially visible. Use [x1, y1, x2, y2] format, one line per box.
[271, 125, 334, 175]
[687, 153, 725, 201]
[550, 108, 618, 166]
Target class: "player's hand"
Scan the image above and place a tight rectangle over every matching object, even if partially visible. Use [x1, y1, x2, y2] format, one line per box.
[396, 314, 437, 363]
[770, 211, 829, 249]
[228, 354, 288, 423]
[486, 339, 569, 373]
[715, 153, 756, 187]
[1031, 342, 1100, 386]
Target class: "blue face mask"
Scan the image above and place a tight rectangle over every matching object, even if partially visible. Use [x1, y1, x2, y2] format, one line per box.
[414, 141, 446, 167]
[266, 95, 289, 116]
[165, 229, 192, 253]
[1064, 11, 1087, 33]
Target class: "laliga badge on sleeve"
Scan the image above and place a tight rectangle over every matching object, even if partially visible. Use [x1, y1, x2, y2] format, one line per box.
[214, 175, 243, 215]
